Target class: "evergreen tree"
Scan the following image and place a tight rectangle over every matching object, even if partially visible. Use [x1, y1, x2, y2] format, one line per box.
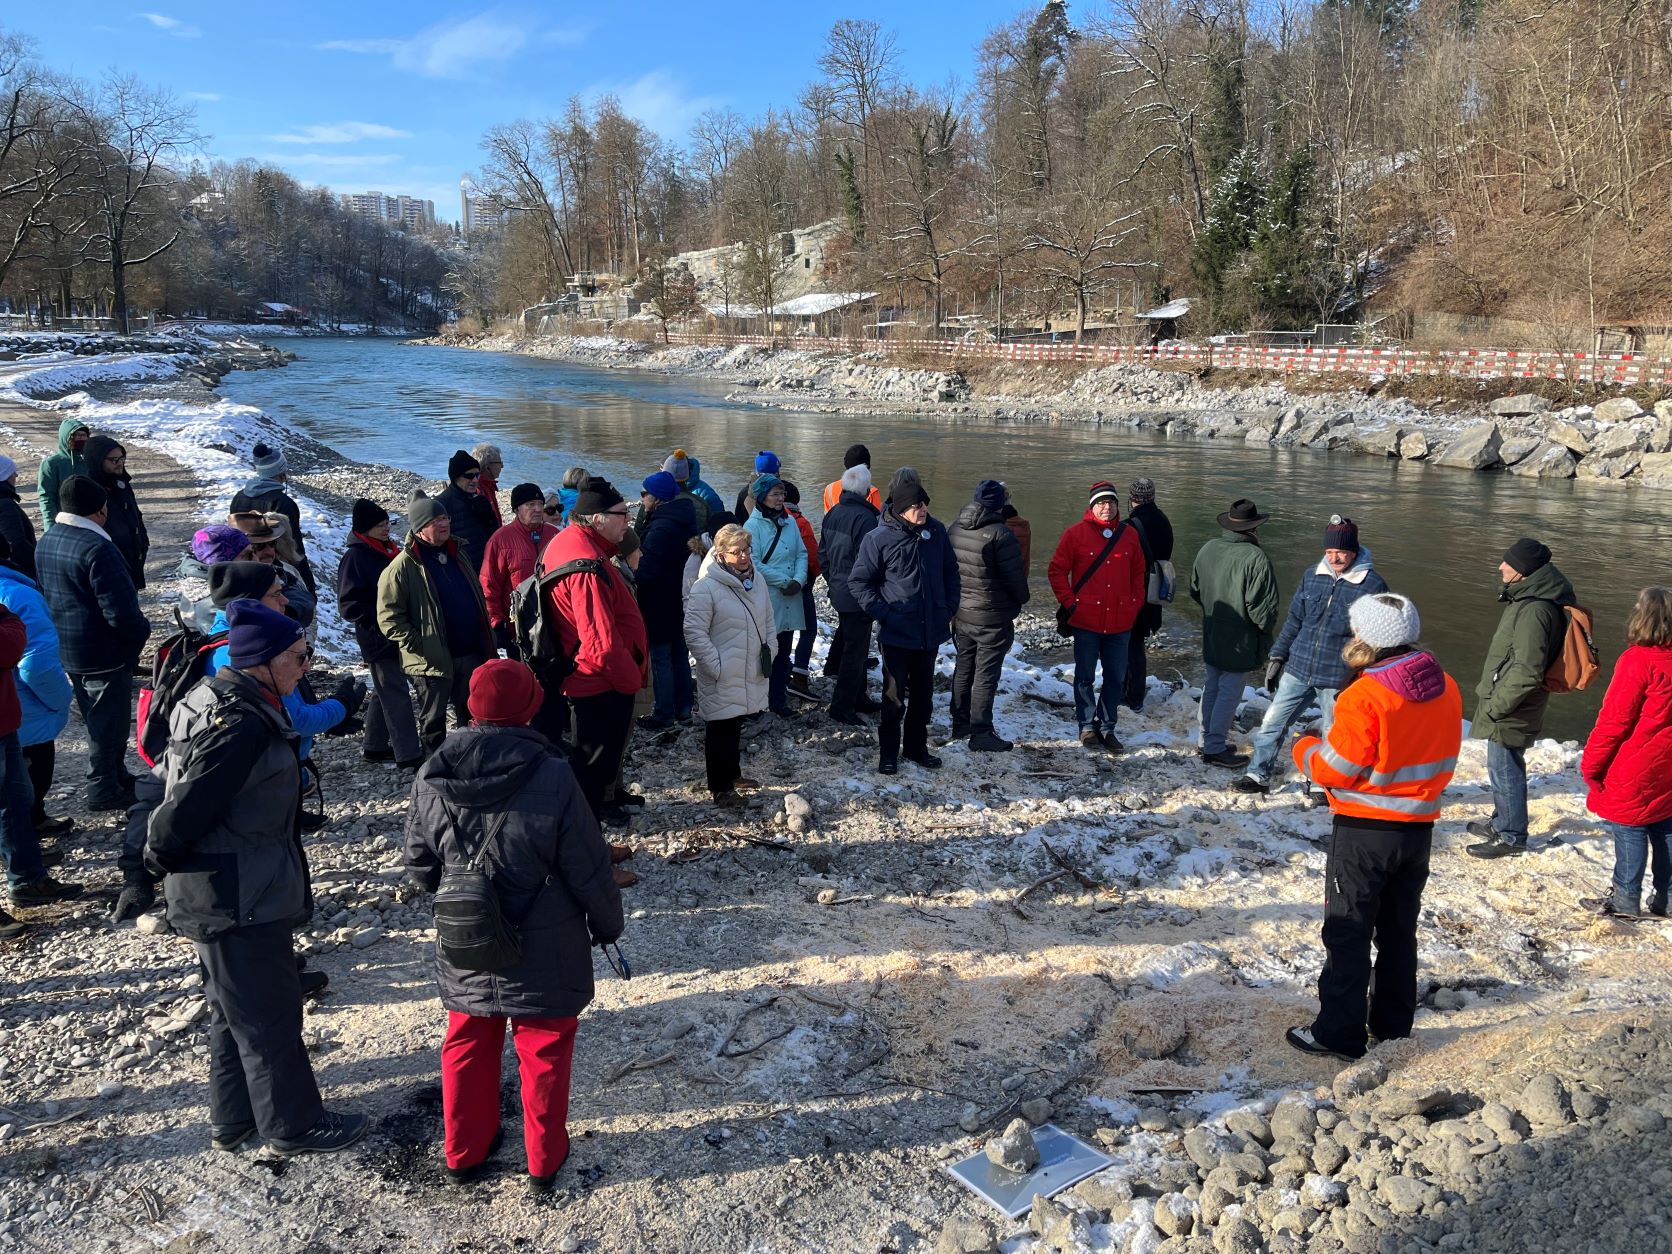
[1190, 148, 1263, 300]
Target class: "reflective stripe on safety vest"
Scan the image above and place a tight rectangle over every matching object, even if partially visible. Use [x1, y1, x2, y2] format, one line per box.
[1367, 756, 1459, 788]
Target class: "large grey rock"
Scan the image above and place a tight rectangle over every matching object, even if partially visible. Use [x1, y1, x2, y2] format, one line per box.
[935, 1216, 1000, 1254]
[1184, 1126, 1233, 1172]
[1154, 1192, 1198, 1238]
[1435, 420, 1504, 470]
[1349, 426, 1404, 457]
[1274, 405, 1307, 438]
[1547, 420, 1593, 455]
[1028, 1193, 1095, 1252]
[1647, 423, 1672, 454]
[1518, 1073, 1573, 1129]
[1498, 436, 1542, 467]
[1508, 442, 1578, 479]
[1654, 399, 1672, 422]
[1592, 396, 1644, 423]
[1378, 1173, 1437, 1215]
[1224, 1109, 1273, 1148]
[1591, 424, 1648, 459]
[1269, 1095, 1317, 1150]
[1398, 431, 1430, 460]
[986, 1118, 1040, 1173]
[1374, 1087, 1453, 1120]
[1213, 1216, 1264, 1254]
[1489, 393, 1551, 417]
[1637, 452, 1672, 490]
[1576, 451, 1642, 480]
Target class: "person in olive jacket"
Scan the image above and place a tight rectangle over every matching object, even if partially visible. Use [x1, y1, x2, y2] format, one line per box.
[145, 600, 367, 1156]
[848, 481, 959, 775]
[337, 499, 423, 768]
[949, 480, 1028, 751]
[1189, 499, 1281, 768]
[819, 465, 881, 725]
[1466, 538, 1577, 859]
[405, 660, 624, 1192]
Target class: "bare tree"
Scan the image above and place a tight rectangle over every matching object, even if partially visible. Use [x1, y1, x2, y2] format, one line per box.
[480, 120, 573, 290]
[1024, 167, 1151, 341]
[633, 254, 699, 342]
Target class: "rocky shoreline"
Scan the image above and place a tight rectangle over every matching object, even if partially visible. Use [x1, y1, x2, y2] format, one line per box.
[427, 332, 1672, 494]
[1, 333, 1669, 1252]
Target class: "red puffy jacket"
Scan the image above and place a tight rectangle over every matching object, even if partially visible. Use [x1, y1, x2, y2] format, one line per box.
[539, 525, 648, 699]
[789, 507, 820, 582]
[0, 605, 23, 738]
[1047, 512, 1146, 635]
[1582, 644, 1672, 826]
[480, 519, 560, 628]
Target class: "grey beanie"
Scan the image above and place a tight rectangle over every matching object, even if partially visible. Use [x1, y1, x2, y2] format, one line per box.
[1350, 593, 1421, 650]
[251, 441, 288, 478]
[663, 449, 692, 482]
[406, 490, 447, 535]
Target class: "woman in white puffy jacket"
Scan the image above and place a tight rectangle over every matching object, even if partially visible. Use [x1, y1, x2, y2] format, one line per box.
[685, 524, 776, 806]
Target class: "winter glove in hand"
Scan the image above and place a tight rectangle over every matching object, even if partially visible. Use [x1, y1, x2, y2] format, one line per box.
[1264, 658, 1286, 691]
[330, 678, 367, 722]
[109, 882, 156, 924]
[782, 580, 802, 597]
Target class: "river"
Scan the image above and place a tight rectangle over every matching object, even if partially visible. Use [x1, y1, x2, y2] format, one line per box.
[222, 336, 1669, 740]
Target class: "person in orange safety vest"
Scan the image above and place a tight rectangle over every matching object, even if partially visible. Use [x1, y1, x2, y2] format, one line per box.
[1285, 592, 1463, 1062]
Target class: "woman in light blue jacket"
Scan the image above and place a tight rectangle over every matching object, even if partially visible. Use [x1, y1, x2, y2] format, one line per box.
[741, 475, 807, 716]
[0, 545, 74, 834]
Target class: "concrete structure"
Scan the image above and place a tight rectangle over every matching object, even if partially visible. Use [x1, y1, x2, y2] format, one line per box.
[459, 177, 506, 241]
[670, 220, 845, 310]
[340, 191, 436, 231]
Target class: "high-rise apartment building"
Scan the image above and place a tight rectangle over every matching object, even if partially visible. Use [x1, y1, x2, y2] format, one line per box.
[340, 191, 436, 231]
[459, 177, 506, 240]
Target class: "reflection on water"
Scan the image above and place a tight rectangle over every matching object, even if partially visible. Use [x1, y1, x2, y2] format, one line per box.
[223, 337, 1672, 740]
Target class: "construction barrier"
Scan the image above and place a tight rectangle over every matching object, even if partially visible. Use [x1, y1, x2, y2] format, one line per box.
[663, 333, 1672, 389]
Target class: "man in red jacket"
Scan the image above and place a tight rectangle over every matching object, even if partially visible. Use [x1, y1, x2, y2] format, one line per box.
[539, 478, 647, 826]
[1047, 481, 1147, 753]
[480, 484, 562, 653]
[1, 603, 82, 930]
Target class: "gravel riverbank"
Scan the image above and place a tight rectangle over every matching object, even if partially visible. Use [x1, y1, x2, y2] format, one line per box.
[0, 337, 1668, 1253]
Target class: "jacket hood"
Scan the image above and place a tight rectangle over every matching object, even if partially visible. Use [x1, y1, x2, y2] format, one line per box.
[0, 562, 38, 592]
[57, 418, 88, 455]
[697, 551, 751, 590]
[1313, 545, 1376, 584]
[1366, 649, 1448, 702]
[177, 553, 210, 580]
[956, 502, 1005, 531]
[418, 725, 552, 808]
[651, 495, 696, 530]
[243, 474, 286, 496]
[687, 456, 702, 481]
[1503, 562, 1575, 607]
[82, 435, 127, 486]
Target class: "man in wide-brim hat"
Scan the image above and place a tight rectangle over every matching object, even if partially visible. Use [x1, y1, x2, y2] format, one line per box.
[1190, 498, 1281, 767]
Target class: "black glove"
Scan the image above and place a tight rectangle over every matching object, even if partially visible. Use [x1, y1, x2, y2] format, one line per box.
[1264, 657, 1286, 692]
[109, 881, 156, 924]
[782, 580, 802, 597]
[329, 678, 367, 723]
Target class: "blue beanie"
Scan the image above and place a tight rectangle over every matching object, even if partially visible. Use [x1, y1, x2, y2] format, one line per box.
[754, 450, 781, 474]
[641, 471, 678, 502]
[226, 598, 305, 670]
[751, 474, 782, 504]
[975, 479, 1007, 511]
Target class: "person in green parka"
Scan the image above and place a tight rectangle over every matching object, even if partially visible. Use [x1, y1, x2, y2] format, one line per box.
[1466, 537, 1576, 859]
[37, 418, 90, 529]
[1190, 498, 1281, 767]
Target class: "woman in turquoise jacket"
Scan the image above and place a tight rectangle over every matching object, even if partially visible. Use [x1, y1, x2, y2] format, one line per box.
[741, 475, 807, 715]
[0, 548, 74, 833]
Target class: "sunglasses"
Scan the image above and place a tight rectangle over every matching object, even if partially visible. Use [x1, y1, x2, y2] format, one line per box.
[461, 472, 481, 481]
[249, 541, 277, 552]
[543, 506, 561, 516]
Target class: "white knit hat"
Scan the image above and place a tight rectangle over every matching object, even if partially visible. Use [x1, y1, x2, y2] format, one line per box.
[1350, 593, 1421, 650]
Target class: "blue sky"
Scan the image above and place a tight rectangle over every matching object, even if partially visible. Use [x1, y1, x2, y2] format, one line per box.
[14, 2, 1032, 222]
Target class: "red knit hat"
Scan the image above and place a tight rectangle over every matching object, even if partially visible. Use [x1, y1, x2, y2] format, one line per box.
[468, 659, 543, 727]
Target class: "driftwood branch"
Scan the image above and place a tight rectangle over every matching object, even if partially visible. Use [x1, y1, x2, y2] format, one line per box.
[718, 996, 793, 1058]
[1011, 869, 1073, 918]
[605, 1049, 678, 1084]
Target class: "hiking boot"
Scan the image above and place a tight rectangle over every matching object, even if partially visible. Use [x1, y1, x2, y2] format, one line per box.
[299, 811, 327, 834]
[1466, 838, 1527, 860]
[267, 1109, 369, 1156]
[86, 789, 137, 813]
[636, 714, 674, 731]
[788, 671, 815, 699]
[878, 758, 898, 776]
[596, 804, 631, 829]
[904, 752, 943, 771]
[1649, 892, 1668, 917]
[607, 843, 634, 865]
[768, 705, 799, 720]
[615, 791, 646, 809]
[447, 1127, 503, 1185]
[0, 908, 24, 939]
[299, 969, 330, 999]
[1464, 819, 1498, 841]
[1099, 731, 1125, 755]
[711, 790, 747, 811]
[732, 777, 761, 792]
[362, 748, 396, 763]
[1285, 1025, 1364, 1061]
[612, 866, 640, 889]
[33, 814, 75, 839]
[11, 876, 84, 907]
[1201, 749, 1251, 769]
[854, 696, 881, 714]
[969, 732, 1013, 753]
[1232, 775, 1269, 795]
[829, 709, 867, 727]
[1079, 727, 1101, 749]
[212, 1123, 258, 1153]
[34, 845, 64, 869]
[945, 724, 971, 743]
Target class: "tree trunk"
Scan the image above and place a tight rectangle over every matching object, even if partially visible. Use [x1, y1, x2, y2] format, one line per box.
[110, 246, 129, 335]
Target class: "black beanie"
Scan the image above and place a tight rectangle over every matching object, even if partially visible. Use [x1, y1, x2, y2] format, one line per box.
[843, 443, 871, 470]
[351, 499, 389, 533]
[208, 561, 279, 608]
[510, 482, 543, 510]
[705, 509, 736, 539]
[573, 476, 625, 518]
[893, 481, 930, 510]
[1503, 537, 1551, 577]
[59, 475, 107, 517]
[782, 480, 801, 506]
[447, 449, 480, 482]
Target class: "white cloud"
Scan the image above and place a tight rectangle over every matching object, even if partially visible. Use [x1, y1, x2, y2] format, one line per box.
[267, 122, 413, 145]
[590, 70, 723, 139]
[137, 12, 202, 38]
[186, 91, 222, 102]
[262, 152, 405, 169]
[317, 11, 554, 79]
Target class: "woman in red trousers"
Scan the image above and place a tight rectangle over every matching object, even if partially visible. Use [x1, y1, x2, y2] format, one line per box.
[1581, 586, 1672, 918]
[404, 660, 624, 1190]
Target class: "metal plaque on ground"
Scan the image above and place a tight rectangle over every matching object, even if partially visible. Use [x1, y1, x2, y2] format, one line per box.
[945, 1124, 1114, 1219]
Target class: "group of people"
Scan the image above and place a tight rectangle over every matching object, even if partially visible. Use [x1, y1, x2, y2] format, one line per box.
[1, 422, 1669, 1187]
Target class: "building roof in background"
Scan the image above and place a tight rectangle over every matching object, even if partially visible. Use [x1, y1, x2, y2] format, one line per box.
[708, 291, 879, 319]
[1138, 298, 1192, 320]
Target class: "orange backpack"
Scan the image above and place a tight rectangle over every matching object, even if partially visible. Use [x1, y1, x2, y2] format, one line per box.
[1544, 604, 1601, 693]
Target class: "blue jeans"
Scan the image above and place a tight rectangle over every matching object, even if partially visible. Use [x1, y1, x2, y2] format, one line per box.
[1072, 629, 1130, 732]
[0, 731, 43, 889]
[769, 631, 793, 713]
[1486, 740, 1529, 845]
[1199, 664, 1245, 755]
[1609, 819, 1672, 915]
[650, 642, 693, 721]
[1246, 674, 1338, 783]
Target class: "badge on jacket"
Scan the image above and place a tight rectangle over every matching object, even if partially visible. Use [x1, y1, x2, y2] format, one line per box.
[1102, 528, 1113, 538]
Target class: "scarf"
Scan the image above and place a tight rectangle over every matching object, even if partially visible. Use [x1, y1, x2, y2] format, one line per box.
[355, 531, 399, 560]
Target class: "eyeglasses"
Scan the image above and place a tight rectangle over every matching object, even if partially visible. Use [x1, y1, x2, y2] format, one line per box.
[605, 508, 630, 518]
[249, 541, 276, 552]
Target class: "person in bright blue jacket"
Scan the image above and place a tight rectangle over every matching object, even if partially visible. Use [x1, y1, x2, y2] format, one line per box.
[0, 535, 74, 835]
[848, 480, 959, 776]
[741, 475, 807, 716]
[684, 456, 725, 519]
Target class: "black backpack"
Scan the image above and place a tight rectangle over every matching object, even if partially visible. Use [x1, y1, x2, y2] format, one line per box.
[510, 556, 606, 682]
[432, 803, 521, 972]
[136, 610, 228, 768]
